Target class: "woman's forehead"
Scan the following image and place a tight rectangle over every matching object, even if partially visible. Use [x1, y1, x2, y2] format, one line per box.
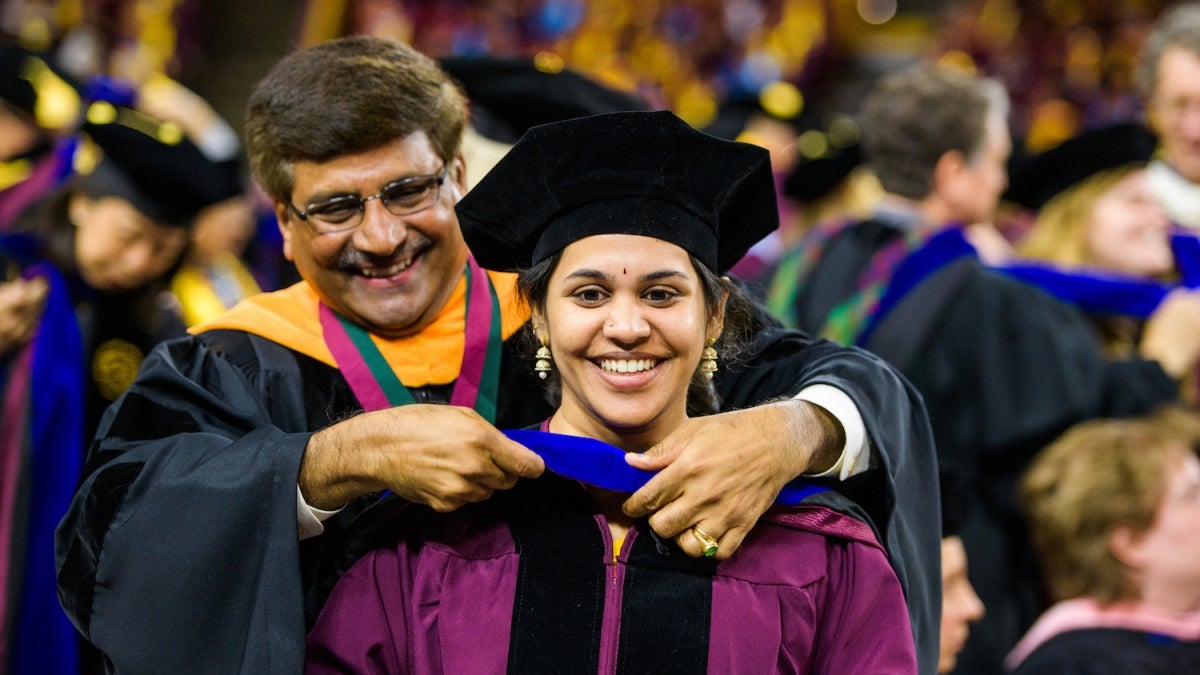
[558, 234, 693, 266]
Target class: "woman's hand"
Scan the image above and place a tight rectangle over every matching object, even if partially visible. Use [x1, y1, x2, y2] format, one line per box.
[1141, 287, 1200, 379]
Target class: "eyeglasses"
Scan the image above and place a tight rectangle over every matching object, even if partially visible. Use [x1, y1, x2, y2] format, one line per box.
[287, 165, 448, 234]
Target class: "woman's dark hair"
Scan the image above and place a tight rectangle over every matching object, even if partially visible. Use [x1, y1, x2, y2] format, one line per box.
[517, 250, 755, 415]
[10, 187, 188, 336]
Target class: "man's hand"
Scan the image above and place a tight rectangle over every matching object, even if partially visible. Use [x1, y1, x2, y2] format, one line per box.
[623, 399, 843, 559]
[0, 277, 48, 357]
[299, 404, 545, 511]
[1141, 287, 1200, 379]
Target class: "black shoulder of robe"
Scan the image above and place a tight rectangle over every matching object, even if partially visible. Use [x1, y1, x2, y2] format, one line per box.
[1012, 628, 1200, 675]
[55, 328, 550, 674]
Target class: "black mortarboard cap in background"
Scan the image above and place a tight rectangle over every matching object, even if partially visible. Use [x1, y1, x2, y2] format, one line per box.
[783, 119, 864, 204]
[439, 55, 649, 145]
[783, 142, 862, 203]
[77, 102, 243, 227]
[703, 96, 770, 142]
[701, 80, 805, 142]
[1004, 123, 1158, 210]
[456, 110, 777, 274]
[0, 43, 82, 132]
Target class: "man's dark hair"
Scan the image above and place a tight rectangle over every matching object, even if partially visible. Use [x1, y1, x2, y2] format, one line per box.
[244, 36, 468, 204]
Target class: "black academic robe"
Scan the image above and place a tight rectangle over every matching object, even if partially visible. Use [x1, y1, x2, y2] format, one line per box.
[781, 217, 1180, 675]
[55, 316, 941, 674]
[73, 282, 188, 441]
[1011, 628, 1200, 675]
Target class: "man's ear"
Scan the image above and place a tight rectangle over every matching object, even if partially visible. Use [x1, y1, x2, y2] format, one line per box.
[933, 149, 967, 196]
[448, 153, 469, 201]
[1109, 525, 1150, 571]
[274, 202, 295, 262]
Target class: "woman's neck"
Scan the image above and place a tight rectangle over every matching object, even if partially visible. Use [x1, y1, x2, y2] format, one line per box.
[546, 408, 681, 537]
[1141, 581, 1200, 614]
[587, 487, 636, 541]
[546, 406, 679, 456]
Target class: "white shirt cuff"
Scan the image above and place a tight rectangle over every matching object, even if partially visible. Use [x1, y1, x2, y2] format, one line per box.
[297, 486, 343, 540]
[793, 384, 870, 480]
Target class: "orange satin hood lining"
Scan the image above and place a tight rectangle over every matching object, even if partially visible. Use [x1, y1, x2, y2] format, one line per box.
[191, 271, 528, 387]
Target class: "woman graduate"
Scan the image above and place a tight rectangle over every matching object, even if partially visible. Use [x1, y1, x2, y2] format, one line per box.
[1001, 123, 1200, 387]
[305, 111, 917, 673]
[5, 101, 242, 439]
[1, 102, 237, 673]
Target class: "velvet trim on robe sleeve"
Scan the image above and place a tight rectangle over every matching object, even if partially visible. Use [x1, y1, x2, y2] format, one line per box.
[54, 326, 553, 674]
[55, 332, 328, 674]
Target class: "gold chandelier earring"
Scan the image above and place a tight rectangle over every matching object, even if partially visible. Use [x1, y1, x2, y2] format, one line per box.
[700, 337, 718, 380]
[534, 340, 553, 380]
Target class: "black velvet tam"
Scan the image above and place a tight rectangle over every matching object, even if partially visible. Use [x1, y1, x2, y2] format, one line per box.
[784, 141, 863, 204]
[1004, 123, 1158, 210]
[439, 55, 648, 145]
[0, 43, 81, 131]
[78, 103, 242, 227]
[456, 110, 778, 274]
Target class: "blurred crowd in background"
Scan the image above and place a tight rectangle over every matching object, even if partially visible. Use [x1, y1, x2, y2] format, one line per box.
[0, 0, 1174, 247]
[0, 0, 1175, 144]
[2, 0, 1181, 266]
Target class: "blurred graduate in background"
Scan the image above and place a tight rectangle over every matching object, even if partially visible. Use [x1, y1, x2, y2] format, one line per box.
[1001, 123, 1200, 404]
[0, 101, 237, 674]
[0, 43, 82, 231]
